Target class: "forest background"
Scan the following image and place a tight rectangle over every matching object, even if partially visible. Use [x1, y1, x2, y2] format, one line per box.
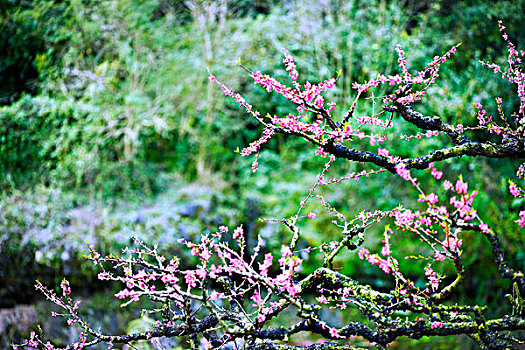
[1, 0, 525, 348]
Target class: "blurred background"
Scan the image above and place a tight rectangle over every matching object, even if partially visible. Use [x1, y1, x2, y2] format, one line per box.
[1, 0, 525, 348]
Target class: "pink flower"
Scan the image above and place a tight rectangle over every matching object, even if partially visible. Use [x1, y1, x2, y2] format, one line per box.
[317, 296, 329, 304]
[381, 244, 392, 257]
[200, 247, 211, 261]
[367, 254, 380, 265]
[251, 290, 263, 307]
[434, 251, 446, 262]
[358, 248, 370, 260]
[429, 277, 439, 291]
[60, 279, 71, 297]
[329, 327, 340, 338]
[259, 253, 273, 277]
[161, 274, 178, 284]
[426, 193, 439, 204]
[378, 148, 390, 157]
[210, 291, 223, 301]
[315, 146, 328, 158]
[281, 245, 292, 258]
[233, 226, 244, 239]
[378, 259, 391, 274]
[517, 210, 525, 228]
[479, 223, 490, 234]
[185, 271, 198, 288]
[28, 332, 38, 347]
[509, 182, 520, 198]
[201, 338, 212, 350]
[395, 163, 411, 181]
[431, 167, 443, 180]
[196, 266, 207, 279]
[281, 48, 299, 82]
[287, 283, 302, 297]
[308, 212, 316, 220]
[431, 321, 443, 329]
[115, 289, 131, 299]
[455, 179, 468, 194]
[251, 159, 259, 173]
[443, 236, 462, 250]
[134, 269, 149, 280]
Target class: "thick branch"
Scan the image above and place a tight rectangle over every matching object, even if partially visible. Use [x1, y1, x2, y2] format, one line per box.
[405, 138, 525, 169]
[252, 343, 364, 350]
[350, 316, 525, 347]
[461, 223, 525, 296]
[300, 267, 393, 304]
[323, 138, 525, 173]
[394, 105, 469, 144]
[323, 143, 396, 172]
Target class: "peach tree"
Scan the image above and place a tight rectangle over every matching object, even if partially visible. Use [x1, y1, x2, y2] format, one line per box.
[16, 21, 525, 350]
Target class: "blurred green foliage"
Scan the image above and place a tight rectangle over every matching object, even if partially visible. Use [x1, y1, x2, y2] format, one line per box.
[1, 0, 525, 348]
